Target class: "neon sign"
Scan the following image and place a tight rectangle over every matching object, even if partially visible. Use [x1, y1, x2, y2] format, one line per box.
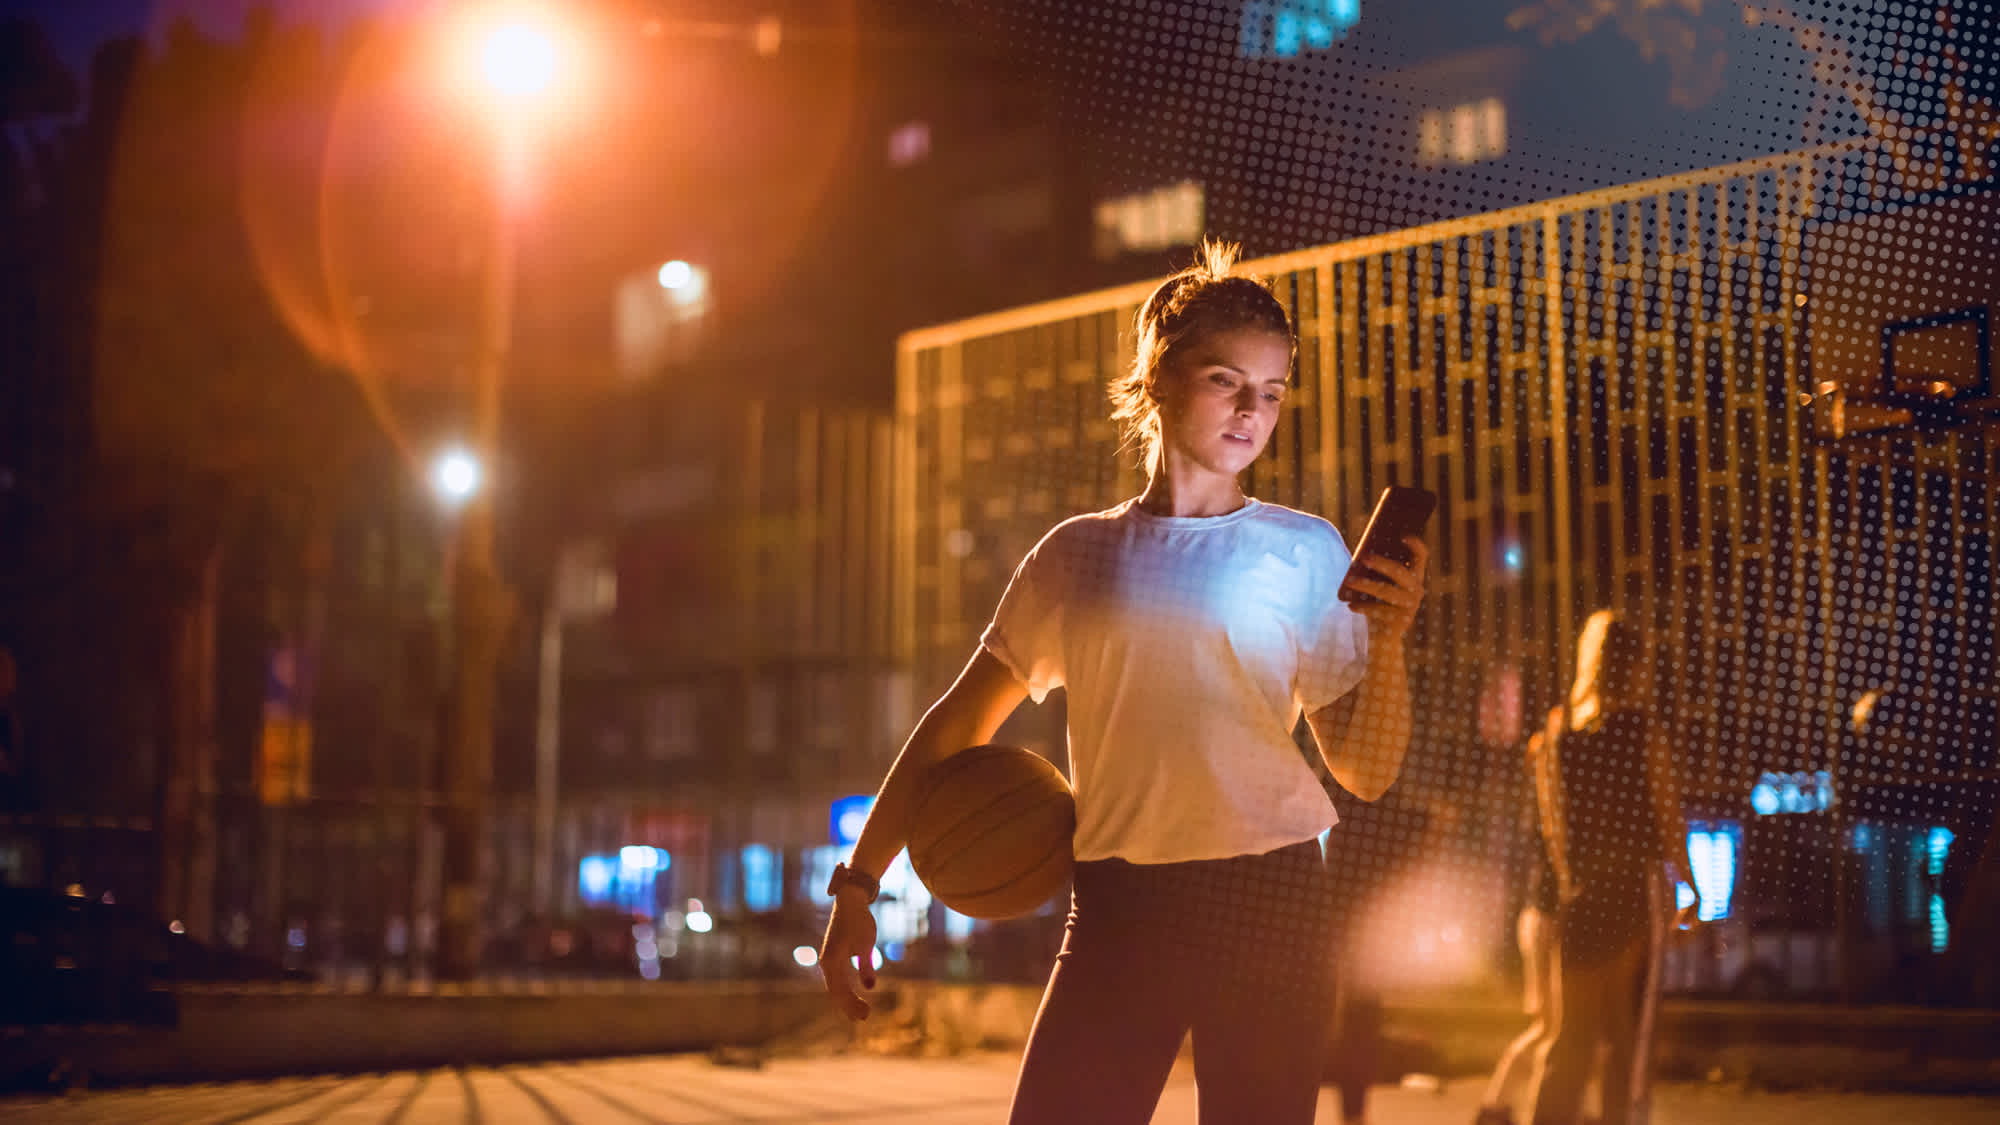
[1749, 769, 1834, 815]
[1240, 0, 1360, 58]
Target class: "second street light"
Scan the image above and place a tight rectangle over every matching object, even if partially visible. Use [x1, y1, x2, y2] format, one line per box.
[432, 448, 482, 505]
[435, 9, 563, 983]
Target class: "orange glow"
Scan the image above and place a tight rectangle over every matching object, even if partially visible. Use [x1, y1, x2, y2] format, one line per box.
[481, 21, 558, 99]
[231, 2, 604, 482]
[1343, 857, 1507, 993]
[442, 3, 591, 136]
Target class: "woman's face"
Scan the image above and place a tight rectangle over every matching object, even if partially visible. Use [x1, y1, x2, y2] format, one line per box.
[1154, 326, 1293, 479]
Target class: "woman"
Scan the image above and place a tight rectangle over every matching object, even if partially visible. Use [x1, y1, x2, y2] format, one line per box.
[1526, 611, 1698, 1125]
[818, 240, 1428, 1124]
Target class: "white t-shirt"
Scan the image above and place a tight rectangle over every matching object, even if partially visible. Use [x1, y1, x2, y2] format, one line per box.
[981, 497, 1371, 864]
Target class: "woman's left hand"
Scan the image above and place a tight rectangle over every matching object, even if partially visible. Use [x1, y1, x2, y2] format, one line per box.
[1346, 536, 1428, 644]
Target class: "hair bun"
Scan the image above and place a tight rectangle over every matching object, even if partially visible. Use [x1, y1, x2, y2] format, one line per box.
[1195, 237, 1242, 280]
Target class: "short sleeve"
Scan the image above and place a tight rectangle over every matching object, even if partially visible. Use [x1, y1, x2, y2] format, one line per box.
[981, 535, 1066, 703]
[1294, 527, 1370, 713]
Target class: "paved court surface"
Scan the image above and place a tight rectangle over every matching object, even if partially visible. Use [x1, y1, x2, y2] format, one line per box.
[5, 1050, 1998, 1123]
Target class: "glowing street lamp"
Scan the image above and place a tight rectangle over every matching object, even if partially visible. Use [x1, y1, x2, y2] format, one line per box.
[433, 8, 572, 984]
[479, 20, 558, 101]
[432, 448, 482, 504]
[655, 258, 709, 315]
[657, 259, 693, 290]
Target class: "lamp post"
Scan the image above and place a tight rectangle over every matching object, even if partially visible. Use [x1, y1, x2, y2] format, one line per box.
[437, 371, 510, 986]
[435, 12, 558, 983]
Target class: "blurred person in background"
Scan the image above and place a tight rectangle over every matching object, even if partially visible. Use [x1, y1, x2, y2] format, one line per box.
[1526, 610, 1697, 1125]
[1474, 719, 1599, 1125]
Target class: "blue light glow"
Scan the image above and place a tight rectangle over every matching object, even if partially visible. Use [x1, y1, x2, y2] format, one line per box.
[1241, 1, 1360, 58]
[580, 847, 671, 913]
[831, 795, 875, 846]
[1928, 827, 1955, 954]
[741, 844, 781, 912]
[1750, 770, 1834, 815]
[580, 855, 616, 902]
[1687, 822, 1739, 922]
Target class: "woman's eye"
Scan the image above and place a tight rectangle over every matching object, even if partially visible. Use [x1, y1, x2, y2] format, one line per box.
[1210, 373, 1234, 387]
[1263, 391, 1282, 402]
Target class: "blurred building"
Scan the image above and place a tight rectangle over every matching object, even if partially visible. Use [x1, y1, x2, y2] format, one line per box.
[544, 396, 901, 914]
[523, 0, 1095, 945]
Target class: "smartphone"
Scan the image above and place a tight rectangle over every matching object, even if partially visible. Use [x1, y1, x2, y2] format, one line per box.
[1337, 486, 1438, 606]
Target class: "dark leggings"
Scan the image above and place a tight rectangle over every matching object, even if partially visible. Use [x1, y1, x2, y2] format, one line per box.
[1328, 972, 1383, 1121]
[1007, 839, 1336, 1125]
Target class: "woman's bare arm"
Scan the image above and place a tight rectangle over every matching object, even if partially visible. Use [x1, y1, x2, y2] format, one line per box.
[1305, 639, 1413, 801]
[842, 646, 1029, 884]
[1534, 707, 1578, 900]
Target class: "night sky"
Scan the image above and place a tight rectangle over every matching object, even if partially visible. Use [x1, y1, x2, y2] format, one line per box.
[20, 0, 406, 73]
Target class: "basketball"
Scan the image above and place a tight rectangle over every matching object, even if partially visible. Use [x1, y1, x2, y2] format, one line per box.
[907, 744, 1076, 920]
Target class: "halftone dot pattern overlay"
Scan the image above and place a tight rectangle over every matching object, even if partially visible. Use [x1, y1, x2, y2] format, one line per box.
[905, 0, 1999, 1091]
[981, 498, 1367, 865]
[1009, 841, 1338, 1117]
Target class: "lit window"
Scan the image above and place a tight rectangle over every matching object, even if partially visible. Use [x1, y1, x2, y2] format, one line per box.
[1480, 97, 1507, 159]
[879, 671, 913, 753]
[580, 848, 670, 914]
[1241, 0, 1360, 58]
[1450, 103, 1480, 163]
[741, 845, 781, 912]
[1418, 110, 1445, 163]
[1418, 98, 1508, 165]
[1749, 769, 1834, 815]
[807, 845, 840, 906]
[1163, 180, 1203, 243]
[1687, 822, 1740, 922]
[888, 121, 931, 167]
[1093, 181, 1206, 261]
